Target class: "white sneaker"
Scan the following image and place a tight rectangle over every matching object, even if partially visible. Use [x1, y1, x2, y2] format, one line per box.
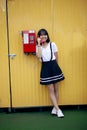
[57, 109, 64, 118]
[51, 107, 57, 115]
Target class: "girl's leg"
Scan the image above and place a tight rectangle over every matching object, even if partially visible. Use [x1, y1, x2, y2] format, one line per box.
[48, 83, 64, 117]
[47, 84, 59, 111]
[54, 83, 59, 105]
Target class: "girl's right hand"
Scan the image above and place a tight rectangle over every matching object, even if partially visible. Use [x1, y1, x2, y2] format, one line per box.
[37, 37, 41, 45]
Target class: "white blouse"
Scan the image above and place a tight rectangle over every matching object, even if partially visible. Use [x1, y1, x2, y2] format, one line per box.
[36, 42, 58, 62]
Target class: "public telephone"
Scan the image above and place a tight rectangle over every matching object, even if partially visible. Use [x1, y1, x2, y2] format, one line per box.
[22, 30, 36, 54]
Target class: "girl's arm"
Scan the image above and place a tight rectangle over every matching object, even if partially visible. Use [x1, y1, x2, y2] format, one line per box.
[36, 46, 42, 59]
[54, 52, 58, 63]
[36, 38, 42, 59]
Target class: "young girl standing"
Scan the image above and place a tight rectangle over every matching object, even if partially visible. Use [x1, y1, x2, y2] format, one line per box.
[36, 29, 65, 118]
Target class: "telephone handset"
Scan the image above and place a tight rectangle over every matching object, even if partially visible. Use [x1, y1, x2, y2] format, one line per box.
[37, 37, 44, 45]
[37, 35, 47, 45]
[40, 39, 46, 44]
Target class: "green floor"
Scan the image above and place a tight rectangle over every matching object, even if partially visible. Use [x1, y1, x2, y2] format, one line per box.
[0, 109, 87, 130]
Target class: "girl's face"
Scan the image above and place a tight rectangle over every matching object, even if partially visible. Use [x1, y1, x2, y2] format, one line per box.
[39, 35, 47, 43]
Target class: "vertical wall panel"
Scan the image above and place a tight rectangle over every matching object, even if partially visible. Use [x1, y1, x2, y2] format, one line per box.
[53, 0, 87, 104]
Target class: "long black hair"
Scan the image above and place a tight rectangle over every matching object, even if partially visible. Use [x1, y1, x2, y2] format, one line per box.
[37, 29, 50, 43]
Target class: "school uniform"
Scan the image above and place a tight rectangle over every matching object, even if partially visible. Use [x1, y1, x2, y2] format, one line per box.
[36, 42, 65, 85]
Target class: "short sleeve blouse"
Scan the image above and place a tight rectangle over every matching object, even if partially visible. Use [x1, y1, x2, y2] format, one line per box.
[36, 42, 58, 62]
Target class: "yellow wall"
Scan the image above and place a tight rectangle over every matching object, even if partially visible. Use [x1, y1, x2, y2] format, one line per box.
[0, 0, 87, 108]
[53, 0, 87, 105]
[0, 0, 10, 107]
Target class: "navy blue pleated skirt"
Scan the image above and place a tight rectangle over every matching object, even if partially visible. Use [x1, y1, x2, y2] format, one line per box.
[40, 60, 65, 85]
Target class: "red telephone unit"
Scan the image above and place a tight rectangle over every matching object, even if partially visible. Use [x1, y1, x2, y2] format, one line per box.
[22, 30, 36, 54]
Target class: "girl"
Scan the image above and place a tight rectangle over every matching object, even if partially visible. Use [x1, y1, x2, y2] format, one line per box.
[36, 29, 65, 118]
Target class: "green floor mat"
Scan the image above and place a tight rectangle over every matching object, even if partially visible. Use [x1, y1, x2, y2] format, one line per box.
[0, 109, 87, 130]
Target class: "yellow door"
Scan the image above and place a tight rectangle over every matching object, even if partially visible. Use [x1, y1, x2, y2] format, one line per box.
[8, 0, 52, 107]
[0, 0, 10, 108]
